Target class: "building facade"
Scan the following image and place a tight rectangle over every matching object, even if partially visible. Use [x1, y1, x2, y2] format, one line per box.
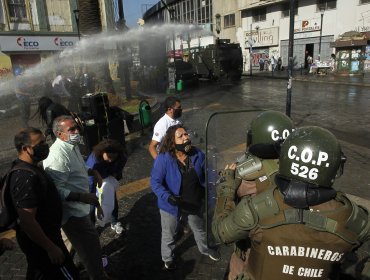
[143, 0, 370, 73]
[0, 0, 123, 84]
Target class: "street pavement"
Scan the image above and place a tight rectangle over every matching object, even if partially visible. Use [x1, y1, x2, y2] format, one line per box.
[1, 73, 370, 279]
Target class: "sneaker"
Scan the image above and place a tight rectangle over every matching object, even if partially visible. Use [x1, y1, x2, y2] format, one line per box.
[164, 261, 176, 270]
[111, 222, 124, 234]
[206, 250, 221, 262]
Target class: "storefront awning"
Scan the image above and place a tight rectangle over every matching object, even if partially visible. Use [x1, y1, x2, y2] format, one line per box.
[330, 39, 367, 48]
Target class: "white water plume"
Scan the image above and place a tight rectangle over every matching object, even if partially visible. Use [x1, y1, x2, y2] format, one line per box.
[0, 24, 211, 97]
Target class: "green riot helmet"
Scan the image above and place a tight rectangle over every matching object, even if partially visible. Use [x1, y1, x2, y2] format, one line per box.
[247, 111, 294, 159]
[275, 126, 346, 208]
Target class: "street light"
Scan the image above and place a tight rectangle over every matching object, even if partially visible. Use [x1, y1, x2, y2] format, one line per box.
[248, 24, 258, 76]
[318, 6, 325, 61]
[215, 14, 221, 36]
[73, 9, 80, 40]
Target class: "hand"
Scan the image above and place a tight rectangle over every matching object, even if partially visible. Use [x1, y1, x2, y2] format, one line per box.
[80, 193, 100, 207]
[225, 163, 237, 171]
[96, 205, 104, 220]
[168, 195, 182, 206]
[47, 244, 65, 265]
[0, 238, 15, 251]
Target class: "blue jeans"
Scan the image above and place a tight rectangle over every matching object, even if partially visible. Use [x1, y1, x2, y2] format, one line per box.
[159, 209, 210, 262]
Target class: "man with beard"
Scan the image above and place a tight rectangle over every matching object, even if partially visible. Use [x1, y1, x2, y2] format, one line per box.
[9, 127, 79, 279]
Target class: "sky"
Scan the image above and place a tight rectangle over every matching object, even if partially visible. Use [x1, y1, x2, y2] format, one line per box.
[124, 0, 158, 27]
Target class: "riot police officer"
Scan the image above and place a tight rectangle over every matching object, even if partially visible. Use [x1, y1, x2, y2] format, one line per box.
[213, 126, 370, 280]
[225, 111, 294, 279]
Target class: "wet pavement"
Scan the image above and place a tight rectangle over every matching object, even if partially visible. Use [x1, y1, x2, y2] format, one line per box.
[1, 74, 370, 279]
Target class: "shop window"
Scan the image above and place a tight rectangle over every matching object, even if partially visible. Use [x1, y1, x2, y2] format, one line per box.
[224, 14, 235, 28]
[7, 0, 27, 23]
[281, 2, 298, 18]
[360, 0, 370, 4]
[252, 7, 266, 22]
[317, 0, 336, 11]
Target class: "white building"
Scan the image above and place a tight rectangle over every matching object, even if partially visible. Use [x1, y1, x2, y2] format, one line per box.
[214, 0, 370, 72]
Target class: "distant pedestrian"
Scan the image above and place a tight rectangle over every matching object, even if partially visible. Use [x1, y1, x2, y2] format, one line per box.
[150, 124, 220, 270]
[148, 96, 182, 159]
[264, 57, 269, 71]
[307, 55, 313, 69]
[259, 57, 264, 71]
[277, 57, 282, 71]
[52, 73, 71, 104]
[271, 56, 276, 72]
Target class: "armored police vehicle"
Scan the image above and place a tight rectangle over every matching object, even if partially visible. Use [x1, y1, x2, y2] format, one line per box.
[189, 39, 243, 81]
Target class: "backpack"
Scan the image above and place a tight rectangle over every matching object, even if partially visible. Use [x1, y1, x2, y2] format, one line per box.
[0, 163, 36, 231]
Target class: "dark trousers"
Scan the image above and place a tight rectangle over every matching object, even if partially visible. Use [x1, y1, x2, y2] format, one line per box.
[16, 232, 79, 280]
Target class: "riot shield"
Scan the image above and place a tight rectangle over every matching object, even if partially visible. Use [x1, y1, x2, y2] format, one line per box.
[205, 109, 265, 246]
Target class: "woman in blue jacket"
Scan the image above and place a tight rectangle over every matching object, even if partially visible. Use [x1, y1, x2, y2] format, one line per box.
[150, 124, 220, 270]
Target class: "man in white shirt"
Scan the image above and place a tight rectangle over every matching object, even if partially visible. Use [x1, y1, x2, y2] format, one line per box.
[148, 97, 182, 159]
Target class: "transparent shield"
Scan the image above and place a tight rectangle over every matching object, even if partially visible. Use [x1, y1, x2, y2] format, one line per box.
[205, 109, 264, 246]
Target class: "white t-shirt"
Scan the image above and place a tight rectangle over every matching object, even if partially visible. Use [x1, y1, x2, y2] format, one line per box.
[152, 113, 181, 143]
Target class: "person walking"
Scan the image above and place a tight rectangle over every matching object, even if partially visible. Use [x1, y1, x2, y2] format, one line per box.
[151, 124, 220, 270]
[43, 115, 110, 280]
[52, 73, 71, 104]
[213, 126, 370, 280]
[148, 96, 182, 159]
[259, 57, 264, 71]
[9, 127, 79, 279]
[271, 56, 276, 72]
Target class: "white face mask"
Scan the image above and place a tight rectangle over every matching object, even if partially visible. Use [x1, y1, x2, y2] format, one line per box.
[67, 133, 81, 145]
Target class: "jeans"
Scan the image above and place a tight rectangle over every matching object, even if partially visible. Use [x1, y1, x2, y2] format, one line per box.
[62, 215, 106, 280]
[160, 209, 210, 262]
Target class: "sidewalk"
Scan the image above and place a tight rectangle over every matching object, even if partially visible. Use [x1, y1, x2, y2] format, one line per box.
[244, 68, 370, 87]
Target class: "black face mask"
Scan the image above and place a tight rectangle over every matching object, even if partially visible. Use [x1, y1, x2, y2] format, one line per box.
[175, 140, 192, 153]
[30, 143, 50, 162]
[173, 108, 182, 119]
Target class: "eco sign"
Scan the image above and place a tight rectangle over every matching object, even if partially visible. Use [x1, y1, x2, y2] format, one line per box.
[16, 37, 39, 50]
[54, 37, 74, 47]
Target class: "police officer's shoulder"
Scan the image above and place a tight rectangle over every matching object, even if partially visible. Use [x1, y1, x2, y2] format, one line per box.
[337, 192, 370, 243]
[249, 187, 280, 220]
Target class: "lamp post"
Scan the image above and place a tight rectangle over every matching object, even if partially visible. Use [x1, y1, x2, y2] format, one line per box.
[215, 14, 221, 38]
[73, 9, 80, 40]
[318, 7, 325, 61]
[286, 0, 295, 117]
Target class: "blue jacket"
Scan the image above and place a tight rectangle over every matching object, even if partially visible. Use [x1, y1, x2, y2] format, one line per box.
[150, 147, 205, 217]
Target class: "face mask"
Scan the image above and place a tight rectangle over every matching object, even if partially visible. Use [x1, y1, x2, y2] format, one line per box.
[67, 133, 81, 145]
[175, 140, 192, 153]
[173, 108, 182, 119]
[30, 143, 49, 162]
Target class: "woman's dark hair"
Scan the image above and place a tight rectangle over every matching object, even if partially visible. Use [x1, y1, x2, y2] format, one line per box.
[34, 96, 53, 125]
[159, 124, 185, 157]
[92, 139, 125, 162]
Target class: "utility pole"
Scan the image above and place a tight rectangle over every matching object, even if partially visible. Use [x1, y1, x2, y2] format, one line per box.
[286, 0, 295, 117]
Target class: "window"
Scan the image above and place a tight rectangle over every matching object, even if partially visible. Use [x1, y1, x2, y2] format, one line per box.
[282, 2, 298, 18]
[252, 7, 266, 22]
[360, 0, 370, 4]
[7, 0, 27, 23]
[224, 13, 235, 28]
[317, 0, 337, 11]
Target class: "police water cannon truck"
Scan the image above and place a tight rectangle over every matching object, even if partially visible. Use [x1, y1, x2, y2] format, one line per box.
[188, 39, 243, 81]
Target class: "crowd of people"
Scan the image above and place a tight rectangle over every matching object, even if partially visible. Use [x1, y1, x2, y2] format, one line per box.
[1, 91, 370, 280]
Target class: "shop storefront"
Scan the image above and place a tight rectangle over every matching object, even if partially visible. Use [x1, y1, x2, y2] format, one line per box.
[330, 31, 368, 75]
[0, 35, 78, 76]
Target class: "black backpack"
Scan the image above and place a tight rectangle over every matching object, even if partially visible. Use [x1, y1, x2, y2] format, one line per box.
[0, 163, 36, 232]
